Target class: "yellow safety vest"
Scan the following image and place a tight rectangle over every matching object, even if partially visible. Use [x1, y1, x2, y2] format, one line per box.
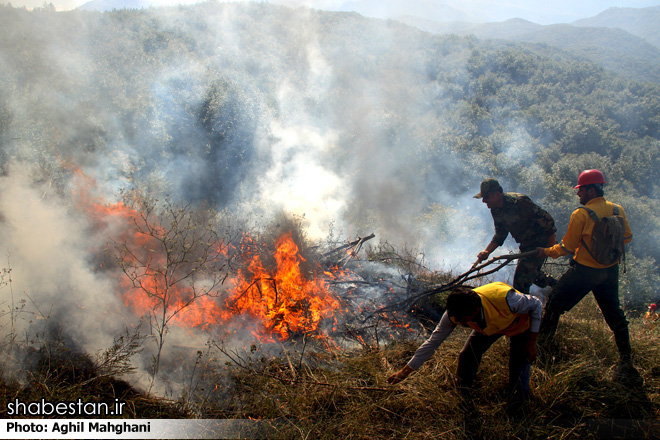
[450, 282, 530, 336]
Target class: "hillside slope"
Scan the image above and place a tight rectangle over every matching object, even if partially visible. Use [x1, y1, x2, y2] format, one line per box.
[398, 13, 660, 84]
[574, 5, 660, 48]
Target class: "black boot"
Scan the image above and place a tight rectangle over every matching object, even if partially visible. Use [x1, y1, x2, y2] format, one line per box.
[615, 357, 643, 387]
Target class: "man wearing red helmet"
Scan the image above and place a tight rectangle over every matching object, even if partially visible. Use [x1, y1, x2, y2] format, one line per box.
[644, 303, 659, 329]
[537, 169, 634, 371]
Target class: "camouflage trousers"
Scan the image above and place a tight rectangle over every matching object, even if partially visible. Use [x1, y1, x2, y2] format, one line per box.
[513, 252, 552, 294]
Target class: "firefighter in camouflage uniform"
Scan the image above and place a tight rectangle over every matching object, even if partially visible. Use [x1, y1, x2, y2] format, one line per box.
[474, 178, 557, 294]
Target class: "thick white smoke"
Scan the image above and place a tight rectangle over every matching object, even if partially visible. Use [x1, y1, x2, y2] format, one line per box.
[0, 164, 128, 356]
[0, 3, 539, 396]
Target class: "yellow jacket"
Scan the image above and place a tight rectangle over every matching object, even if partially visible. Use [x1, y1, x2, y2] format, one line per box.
[544, 197, 632, 268]
[450, 282, 531, 336]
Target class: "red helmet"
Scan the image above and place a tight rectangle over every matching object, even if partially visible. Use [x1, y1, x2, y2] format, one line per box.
[650, 304, 658, 310]
[574, 169, 606, 189]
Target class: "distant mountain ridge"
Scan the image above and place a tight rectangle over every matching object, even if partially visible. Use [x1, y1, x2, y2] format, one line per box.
[397, 6, 660, 84]
[75, 0, 660, 83]
[397, 6, 660, 49]
[574, 5, 660, 48]
[398, 17, 542, 38]
[77, 0, 159, 10]
[337, 0, 472, 22]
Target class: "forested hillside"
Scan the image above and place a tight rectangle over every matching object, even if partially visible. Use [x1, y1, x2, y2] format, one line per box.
[1, 4, 660, 437]
[1, 2, 659, 310]
[400, 10, 660, 84]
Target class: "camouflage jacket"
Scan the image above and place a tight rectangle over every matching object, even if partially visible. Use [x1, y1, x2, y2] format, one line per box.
[490, 193, 556, 250]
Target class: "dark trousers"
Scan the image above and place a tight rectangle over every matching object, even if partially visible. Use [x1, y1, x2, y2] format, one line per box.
[456, 330, 531, 400]
[540, 261, 631, 359]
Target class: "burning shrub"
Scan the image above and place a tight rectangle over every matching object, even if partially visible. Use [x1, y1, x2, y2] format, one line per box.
[222, 228, 341, 342]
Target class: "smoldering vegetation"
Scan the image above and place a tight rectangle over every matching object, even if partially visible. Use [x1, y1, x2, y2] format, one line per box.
[0, 2, 660, 431]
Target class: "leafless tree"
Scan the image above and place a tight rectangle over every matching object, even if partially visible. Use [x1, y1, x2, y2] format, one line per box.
[112, 194, 235, 392]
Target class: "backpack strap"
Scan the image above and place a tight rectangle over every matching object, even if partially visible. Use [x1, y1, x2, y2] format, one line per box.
[578, 206, 600, 260]
[577, 206, 600, 261]
[577, 206, 600, 222]
[611, 204, 626, 272]
[577, 205, 626, 271]
[578, 204, 620, 218]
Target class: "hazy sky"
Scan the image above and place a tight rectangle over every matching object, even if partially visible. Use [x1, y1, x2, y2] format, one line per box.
[7, 0, 660, 24]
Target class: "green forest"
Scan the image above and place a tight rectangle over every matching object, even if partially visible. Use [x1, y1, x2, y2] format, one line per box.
[2, 2, 659, 304]
[1, 2, 660, 438]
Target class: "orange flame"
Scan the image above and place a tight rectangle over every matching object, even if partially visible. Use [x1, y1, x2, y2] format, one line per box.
[224, 232, 340, 341]
[72, 169, 340, 341]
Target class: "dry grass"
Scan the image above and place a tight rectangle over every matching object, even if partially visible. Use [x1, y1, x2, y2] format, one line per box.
[198, 295, 660, 439]
[2, 296, 659, 439]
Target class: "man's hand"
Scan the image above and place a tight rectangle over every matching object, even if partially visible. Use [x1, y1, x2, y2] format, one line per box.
[477, 242, 499, 263]
[387, 365, 413, 384]
[536, 247, 547, 259]
[476, 250, 490, 263]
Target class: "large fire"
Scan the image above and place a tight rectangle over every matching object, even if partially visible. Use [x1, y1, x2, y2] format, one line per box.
[74, 173, 342, 342]
[223, 232, 340, 341]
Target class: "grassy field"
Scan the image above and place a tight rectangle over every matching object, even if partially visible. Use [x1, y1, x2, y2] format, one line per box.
[211, 296, 660, 439]
[2, 293, 659, 440]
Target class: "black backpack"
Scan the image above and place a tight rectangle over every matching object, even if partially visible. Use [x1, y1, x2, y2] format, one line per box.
[578, 204, 626, 268]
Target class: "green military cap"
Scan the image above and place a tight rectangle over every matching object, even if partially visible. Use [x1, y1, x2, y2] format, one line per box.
[473, 178, 503, 198]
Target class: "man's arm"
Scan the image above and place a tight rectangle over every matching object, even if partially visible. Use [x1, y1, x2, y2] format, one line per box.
[619, 205, 633, 244]
[479, 212, 509, 262]
[506, 290, 543, 362]
[506, 290, 543, 332]
[539, 209, 587, 259]
[387, 311, 456, 384]
[492, 217, 509, 248]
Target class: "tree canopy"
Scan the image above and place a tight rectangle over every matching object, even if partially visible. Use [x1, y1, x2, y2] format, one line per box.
[1, 2, 659, 306]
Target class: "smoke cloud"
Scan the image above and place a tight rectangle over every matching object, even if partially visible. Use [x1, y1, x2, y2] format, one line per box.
[0, 3, 533, 394]
[0, 164, 129, 354]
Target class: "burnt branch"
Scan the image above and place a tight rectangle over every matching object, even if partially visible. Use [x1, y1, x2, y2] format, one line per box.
[323, 233, 375, 266]
[377, 250, 539, 313]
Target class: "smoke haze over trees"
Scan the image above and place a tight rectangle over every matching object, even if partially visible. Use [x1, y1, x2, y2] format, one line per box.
[1, 1, 660, 391]
[400, 5, 660, 84]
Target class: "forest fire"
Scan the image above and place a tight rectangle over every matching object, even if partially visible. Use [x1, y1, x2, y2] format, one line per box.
[74, 174, 344, 343]
[222, 232, 341, 341]
[67, 166, 430, 351]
